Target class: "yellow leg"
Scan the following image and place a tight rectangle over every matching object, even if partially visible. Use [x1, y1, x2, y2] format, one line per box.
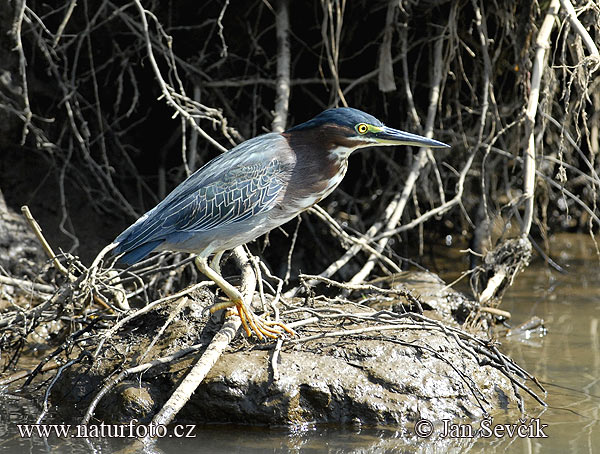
[210, 251, 224, 273]
[195, 256, 294, 340]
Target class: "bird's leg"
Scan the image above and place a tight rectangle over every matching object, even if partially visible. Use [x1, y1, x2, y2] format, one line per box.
[194, 256, 294, 340]
[210, 251, 224, 274]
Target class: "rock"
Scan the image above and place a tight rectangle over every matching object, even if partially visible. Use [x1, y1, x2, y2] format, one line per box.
[47, 271, 521, 427]
[182, 302, 511, 425]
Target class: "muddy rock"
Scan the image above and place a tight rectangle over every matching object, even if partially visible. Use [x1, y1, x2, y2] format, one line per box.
[48, 271, 519, 427]
[180, 274, 509, 425]
[185, 330, 511, 426]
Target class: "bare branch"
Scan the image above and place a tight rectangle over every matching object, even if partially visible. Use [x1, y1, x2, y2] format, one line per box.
[271, 0, 291, 133]
[521, 0, 560, 237]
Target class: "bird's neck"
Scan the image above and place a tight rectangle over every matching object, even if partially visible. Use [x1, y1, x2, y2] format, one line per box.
[328, 144, 356, 161]
[283, 129, 353, 174]
[284, 125, 359, 162]
[279, 129, 352, 209]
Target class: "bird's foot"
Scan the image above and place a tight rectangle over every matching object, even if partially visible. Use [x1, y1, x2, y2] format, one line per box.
[209, 300, 295, 340]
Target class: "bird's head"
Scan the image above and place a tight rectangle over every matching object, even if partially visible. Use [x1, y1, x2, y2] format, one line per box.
[286, 107, 449, 159]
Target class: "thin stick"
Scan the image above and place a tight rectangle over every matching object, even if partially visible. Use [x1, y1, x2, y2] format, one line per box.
[0, 275, 55, 294]
[52, 0, 78, 48]
[92, 281, 212, 359]
[37, 354, 88, 424]
[309, 206, 402, 273]
[559, 0, 600, 70]
[372, 147, 478, 239]
[0, 360, 60, 386]
[81, 342, 206, 425]
[138, 297, 189, 363]
[320, 0, 348, 107]
[292, 323, 424, 343]
[21, 205, 70, 277]
[11, 0, 32, 144]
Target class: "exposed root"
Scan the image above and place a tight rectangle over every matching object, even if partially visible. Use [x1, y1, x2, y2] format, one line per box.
[470, 237, 533, 305]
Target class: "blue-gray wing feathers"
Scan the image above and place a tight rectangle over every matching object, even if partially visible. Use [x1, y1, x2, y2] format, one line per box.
[113, 134, 292, 264]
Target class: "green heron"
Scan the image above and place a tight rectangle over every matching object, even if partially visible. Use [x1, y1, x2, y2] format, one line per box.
[111, 107, 449, 339]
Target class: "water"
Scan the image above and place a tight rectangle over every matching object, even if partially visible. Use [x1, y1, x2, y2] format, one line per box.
[1, 234, 599, 453]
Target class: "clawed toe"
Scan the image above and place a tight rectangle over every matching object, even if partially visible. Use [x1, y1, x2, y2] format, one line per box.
[234, 302, 295, 340]
[208, 299, 294, 340]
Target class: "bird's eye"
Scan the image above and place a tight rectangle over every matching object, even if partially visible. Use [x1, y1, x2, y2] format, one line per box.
[356, 123, 369, 134]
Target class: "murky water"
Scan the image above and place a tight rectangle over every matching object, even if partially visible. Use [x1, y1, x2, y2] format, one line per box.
[1, 234, 599, 453]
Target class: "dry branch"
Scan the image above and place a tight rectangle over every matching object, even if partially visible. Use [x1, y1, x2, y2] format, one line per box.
[146, 247, 252, 435]
[20, 205, 70, 277]
[271, 0, 291, 133]
[349, 35, 447, 285]
[522, 0, 560, 237]
[559, 0, 600, 70]
[132, 0, 227, 154]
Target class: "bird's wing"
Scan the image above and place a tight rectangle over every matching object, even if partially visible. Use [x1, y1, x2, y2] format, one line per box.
[171, 158, 287, 232]
[113, 134, 293, 258]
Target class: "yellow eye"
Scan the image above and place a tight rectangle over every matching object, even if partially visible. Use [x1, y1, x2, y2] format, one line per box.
[356, 123, 369, 134]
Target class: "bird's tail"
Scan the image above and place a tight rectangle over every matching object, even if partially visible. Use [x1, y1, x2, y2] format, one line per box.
[112, 239, 164, 265]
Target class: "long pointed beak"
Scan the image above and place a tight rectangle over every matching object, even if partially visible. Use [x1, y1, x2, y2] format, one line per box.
[375, 126, 450, 149]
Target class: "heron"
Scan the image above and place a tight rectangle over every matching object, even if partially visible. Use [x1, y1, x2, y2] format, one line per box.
[111, 107, 450, 340]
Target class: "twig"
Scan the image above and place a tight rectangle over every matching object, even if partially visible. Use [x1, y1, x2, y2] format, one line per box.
[187, 85, 202, 172]
[479, 306, 511, 319]
[298, 273, 421, 305]
[21, 205, 70, 277]
[384, 336, 489, 414]
[372, 146, 478, 239]
[320, 0, 348, 107]
[489, 344, 547, 407]
[23, 315, 98, 387]
[559, 0, 600, 71]
[132, 0, 227, 154]
[11, 0, 32, 144]
[52, 0, 78, 48]
[400, 23, 421, 128]
[292, 323, 424, 343]
[283, 216, 301, 284]
[92, 281, 213, 359]
[37, 352, 90, 424]
[0, 360, 60, 386]
[309, 206, 402, 273]
[0, 274, 55, 294]
[216, 0, 229, 58]
[138, 297, 189, 363]
[489, 137, 600, 226]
